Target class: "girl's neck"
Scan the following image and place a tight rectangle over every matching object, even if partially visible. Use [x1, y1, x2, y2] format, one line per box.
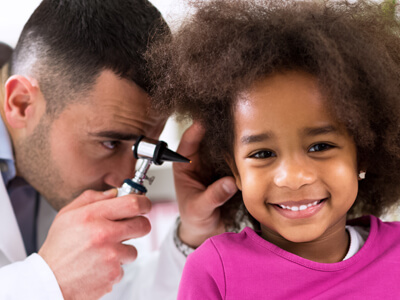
[261, 220, 350, 263]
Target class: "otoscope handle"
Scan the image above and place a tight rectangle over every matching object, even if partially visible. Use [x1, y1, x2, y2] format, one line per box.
[117, 158, 153, 196]
[117, 179, 147, 196]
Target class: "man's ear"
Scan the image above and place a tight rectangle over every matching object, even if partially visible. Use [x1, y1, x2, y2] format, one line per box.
[225, 154, 242, 191]
[4, 75, 42, 129]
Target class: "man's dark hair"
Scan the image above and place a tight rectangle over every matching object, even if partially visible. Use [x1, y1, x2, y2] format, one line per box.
[11, 0, 169, 115]
[0, 42, 12, 68]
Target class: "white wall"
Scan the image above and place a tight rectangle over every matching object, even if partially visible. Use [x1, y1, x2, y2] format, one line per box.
[0, 0, 42, 47]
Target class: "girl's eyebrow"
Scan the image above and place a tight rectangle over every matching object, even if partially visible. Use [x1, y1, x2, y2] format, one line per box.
[303, 125, 339, 137]
[89, 131, 140, 141]
[240, 132, 272, 145]
[240, 125, 339, 145]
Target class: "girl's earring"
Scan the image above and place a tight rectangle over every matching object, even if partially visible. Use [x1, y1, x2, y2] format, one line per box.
[358, 171, 366, 180]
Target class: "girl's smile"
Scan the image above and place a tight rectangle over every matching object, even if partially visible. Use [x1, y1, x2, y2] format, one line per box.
[231, 70, 359, 261]
[270, 197, 327, 219]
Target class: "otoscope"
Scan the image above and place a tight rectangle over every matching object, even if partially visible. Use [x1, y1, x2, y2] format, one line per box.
[117, 135, 190, 196]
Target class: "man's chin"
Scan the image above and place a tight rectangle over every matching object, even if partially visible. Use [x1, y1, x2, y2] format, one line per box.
[43, 196, 70, 212]
[43, 191, 81, 211]
[44, 185, 114, 211]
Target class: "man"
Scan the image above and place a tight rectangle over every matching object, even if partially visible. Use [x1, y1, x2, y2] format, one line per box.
[0, 0, 238, 299]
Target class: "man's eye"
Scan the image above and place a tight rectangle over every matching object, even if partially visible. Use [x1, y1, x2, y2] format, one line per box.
[309, 143, 333, 152]
[249, 150, 275, 159]
[102, 141, 119, 150]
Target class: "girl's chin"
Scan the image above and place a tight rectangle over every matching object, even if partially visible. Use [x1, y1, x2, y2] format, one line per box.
[261, 224, 327, 244]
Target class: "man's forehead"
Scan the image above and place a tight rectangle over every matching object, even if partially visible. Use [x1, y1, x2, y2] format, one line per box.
[57, 69, 167, 138]
[90, 70, 150, 102]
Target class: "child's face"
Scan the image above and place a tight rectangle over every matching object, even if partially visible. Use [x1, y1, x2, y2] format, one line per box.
[231, 71, 359, 243]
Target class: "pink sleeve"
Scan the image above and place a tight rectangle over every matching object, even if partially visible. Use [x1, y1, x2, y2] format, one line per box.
[177, 239, 225, 300]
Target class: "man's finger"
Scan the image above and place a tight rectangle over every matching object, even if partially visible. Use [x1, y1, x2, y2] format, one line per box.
[92, 194, 152, 221]
[62, 189, 118, 212]
[176, 122, 205, 156]
[118, 244, 139, 265]
[115, 216, 152, 242]
[203, 176, 238, 208]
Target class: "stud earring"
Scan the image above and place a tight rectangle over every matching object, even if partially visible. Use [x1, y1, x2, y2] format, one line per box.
[358, 171, 366, 180]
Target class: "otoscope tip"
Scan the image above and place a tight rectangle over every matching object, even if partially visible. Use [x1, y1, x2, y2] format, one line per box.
[160, 147, 191, 164]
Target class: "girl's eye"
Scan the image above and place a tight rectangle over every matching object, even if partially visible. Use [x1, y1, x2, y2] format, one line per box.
[102, 141, 119, 150]
[249, 150, 276, 159]
[309, 143, 333, 152]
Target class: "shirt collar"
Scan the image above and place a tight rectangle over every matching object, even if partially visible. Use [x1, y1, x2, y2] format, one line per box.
[0, 115, 13, 161]
[0, 63, 16, 185]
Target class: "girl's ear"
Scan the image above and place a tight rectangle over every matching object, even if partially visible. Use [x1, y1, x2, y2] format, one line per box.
[225, 155, 242, 191]
[357, 160, 368, 181]
[4, 75, 42, 129]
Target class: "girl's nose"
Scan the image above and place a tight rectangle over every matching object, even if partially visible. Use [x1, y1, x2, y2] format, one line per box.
[273, 158, 316, 190]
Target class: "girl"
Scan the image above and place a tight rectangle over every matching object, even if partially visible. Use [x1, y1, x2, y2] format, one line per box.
[148, 0, 400, 298]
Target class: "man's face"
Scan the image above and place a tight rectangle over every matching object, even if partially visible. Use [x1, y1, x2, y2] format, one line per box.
[15, 70, 167, 210]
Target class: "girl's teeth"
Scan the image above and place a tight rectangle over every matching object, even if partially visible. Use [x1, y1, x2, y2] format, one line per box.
[279, 200, 320, 211]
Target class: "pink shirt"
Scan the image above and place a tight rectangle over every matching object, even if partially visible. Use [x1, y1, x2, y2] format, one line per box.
[178, 215, 400, 299]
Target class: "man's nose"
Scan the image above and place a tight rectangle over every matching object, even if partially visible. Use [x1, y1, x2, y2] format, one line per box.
[273, 157, 316, 190]
[104, 153, 137, 188]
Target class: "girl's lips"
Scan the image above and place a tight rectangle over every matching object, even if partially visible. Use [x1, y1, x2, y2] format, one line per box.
[270, 198, 327, 219]
[275, 199, 324, 211]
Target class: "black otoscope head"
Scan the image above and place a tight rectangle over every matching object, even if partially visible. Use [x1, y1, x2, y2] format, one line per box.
[117, 136, 190, 197]
[133, 135, 191, 165]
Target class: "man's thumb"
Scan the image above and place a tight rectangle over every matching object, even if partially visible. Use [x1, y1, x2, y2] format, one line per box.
[207, 177, 238, 207]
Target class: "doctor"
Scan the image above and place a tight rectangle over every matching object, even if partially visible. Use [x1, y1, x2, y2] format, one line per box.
[0, 0, 238, 299]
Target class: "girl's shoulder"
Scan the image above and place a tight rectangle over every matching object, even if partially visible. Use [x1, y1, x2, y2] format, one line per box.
[348, 214, 400, 231]
[191, 227, 261, 260]
[348, 215, 400, 250]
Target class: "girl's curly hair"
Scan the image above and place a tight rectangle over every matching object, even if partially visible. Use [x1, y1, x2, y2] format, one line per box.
[147, 0, 400, 230]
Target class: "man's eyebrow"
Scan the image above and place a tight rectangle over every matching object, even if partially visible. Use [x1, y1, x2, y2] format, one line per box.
[240, 132, 272, 145]
[303, 125, 339, 136]
[89, 131, 140, 141]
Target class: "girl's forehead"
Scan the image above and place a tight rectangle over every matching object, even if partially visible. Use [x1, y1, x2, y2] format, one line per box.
[233, 71, 343, 135]
[236, 71, 323, 109]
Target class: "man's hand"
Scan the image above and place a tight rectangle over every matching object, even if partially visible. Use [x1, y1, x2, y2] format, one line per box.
[174, 123, 238, 248]
[38, 189, 152, 300]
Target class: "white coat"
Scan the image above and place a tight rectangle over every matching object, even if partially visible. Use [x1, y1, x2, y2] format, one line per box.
[0, 177, 64, 299]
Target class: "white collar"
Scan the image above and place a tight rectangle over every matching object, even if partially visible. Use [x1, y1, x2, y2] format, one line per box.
[0, 117, 16, 185]
[0, 117, 13, 161]
[343, 225, 369, 260]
